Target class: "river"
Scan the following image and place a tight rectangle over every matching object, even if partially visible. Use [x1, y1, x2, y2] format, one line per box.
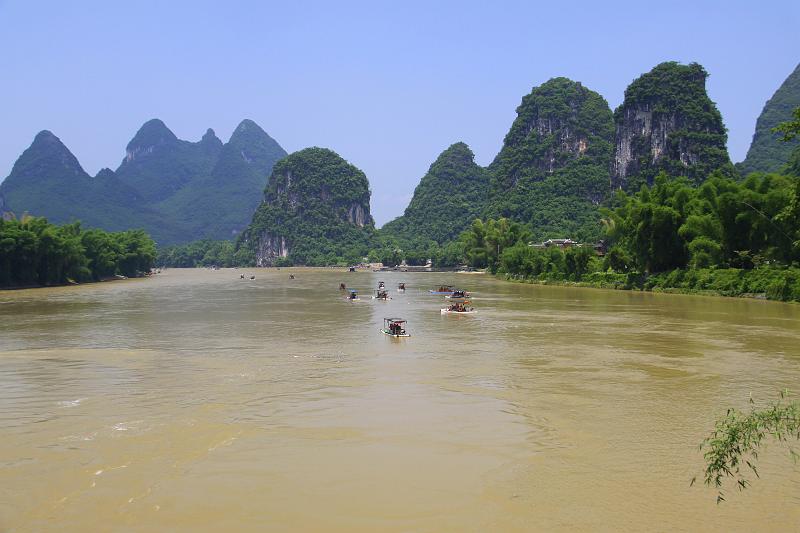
[1, 268, 798, 531]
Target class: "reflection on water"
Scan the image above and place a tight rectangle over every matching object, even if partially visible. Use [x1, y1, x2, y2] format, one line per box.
[1, 269, 799, 531]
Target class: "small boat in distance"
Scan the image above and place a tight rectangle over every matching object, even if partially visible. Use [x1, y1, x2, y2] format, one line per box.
[381, 317, 410, 337]
[289, 274, 295, 280]
[349, 266, 356, 272]
[429, 285, 455, 295]
[373, 289, 391, 300]
[445, 289, 470, 299]
[398, 282, 406, 291]
[441, 300, 476, 315]
[378, 281, 385, 289]
[346, 290, 360, 301]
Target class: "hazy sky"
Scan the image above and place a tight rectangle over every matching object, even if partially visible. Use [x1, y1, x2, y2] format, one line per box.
[1, 1, 798, 226]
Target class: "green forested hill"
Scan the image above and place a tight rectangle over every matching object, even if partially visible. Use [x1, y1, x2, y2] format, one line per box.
[0, 131, 174, 238]
[611, 62, 731, 191]
[240, 147, 376, 265]
[486, 77, 615, 242]
[738, 63, 800, 175]
[147, 119, 287, 241]
[380, 142, 489, 246]
[115, 120, 223, 203]
[0, 119, 287, 244]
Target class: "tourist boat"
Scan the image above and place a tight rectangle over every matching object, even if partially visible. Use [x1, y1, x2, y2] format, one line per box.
[349, 266, 356, 272]
[373, 289, 391, 300]
[428, 285, 455, 295]
[346, 289, 360, 301]
[381, 317, 410, 337]
[397, 282, 406, 291]
[445, 289, 470, 299]
[441, 300, 476, 315]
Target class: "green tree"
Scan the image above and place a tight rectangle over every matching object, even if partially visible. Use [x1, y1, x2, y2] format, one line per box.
[696, 392, 800, 503]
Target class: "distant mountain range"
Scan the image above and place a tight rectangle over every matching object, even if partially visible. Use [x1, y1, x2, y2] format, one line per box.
[0, 119, 286, 244]
[3, 61, 799, 261]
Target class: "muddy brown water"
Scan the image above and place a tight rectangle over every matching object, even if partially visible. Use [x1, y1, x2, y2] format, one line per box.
[1, 268, 799, 531]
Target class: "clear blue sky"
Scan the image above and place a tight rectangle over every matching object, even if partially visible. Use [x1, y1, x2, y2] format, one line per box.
[1, 0, 798, 226]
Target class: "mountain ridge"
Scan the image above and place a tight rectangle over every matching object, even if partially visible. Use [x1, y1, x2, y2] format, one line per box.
[0, 119, 287, 244]
[737, 62, 800, 175]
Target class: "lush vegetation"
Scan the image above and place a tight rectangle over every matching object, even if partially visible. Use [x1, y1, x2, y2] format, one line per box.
[738, 63, 800, 175]
[472, 170, 800, 302]
[239, 147, 377, 266]
[486, 77, 614, 243]
[695, 392, 800, 503]
[603, 173, 799, 271]
[157, 239, 254, 268]
[0, 215, 156, 287]
[0, 119, 286, 245]
[613, 62, 732, 190]
[381, 142, 490, 246]
[458, 218, 531, 271]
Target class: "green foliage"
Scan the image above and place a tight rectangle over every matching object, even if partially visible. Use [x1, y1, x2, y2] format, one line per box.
[490, 170, 800, 301]
[239, 147, 376, 266]
[774, 106, 800, 142]
[644, 267, 800, 301]
[696, 392, 800, 503]
[738, 63, 800, 175]
[487, 77, 614, 242]
[0, 216, 155, 287]
[603, 173, 800, 273]
[497, 242, 599, 282]
[157, 239, 245, 268]
[614, 62, 732, 188]
[381, 142, 490, 245]
[459, 218, 532, 273]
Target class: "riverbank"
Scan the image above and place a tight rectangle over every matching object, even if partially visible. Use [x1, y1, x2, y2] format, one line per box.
[0, 273, 148, 291]
[501, 266, 800, 303]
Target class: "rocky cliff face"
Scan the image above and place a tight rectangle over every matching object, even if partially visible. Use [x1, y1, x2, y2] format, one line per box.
[242, 147, 375, 265]
[487, 77, 614, 241]
[490, 78, 614, 192]
[738, 62, 800, 175]
[381, 142, 490, 245]
[611, 62, 731, 190]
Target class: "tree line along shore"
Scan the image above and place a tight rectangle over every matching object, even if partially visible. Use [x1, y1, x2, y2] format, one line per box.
[3, 165, 798, 302]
